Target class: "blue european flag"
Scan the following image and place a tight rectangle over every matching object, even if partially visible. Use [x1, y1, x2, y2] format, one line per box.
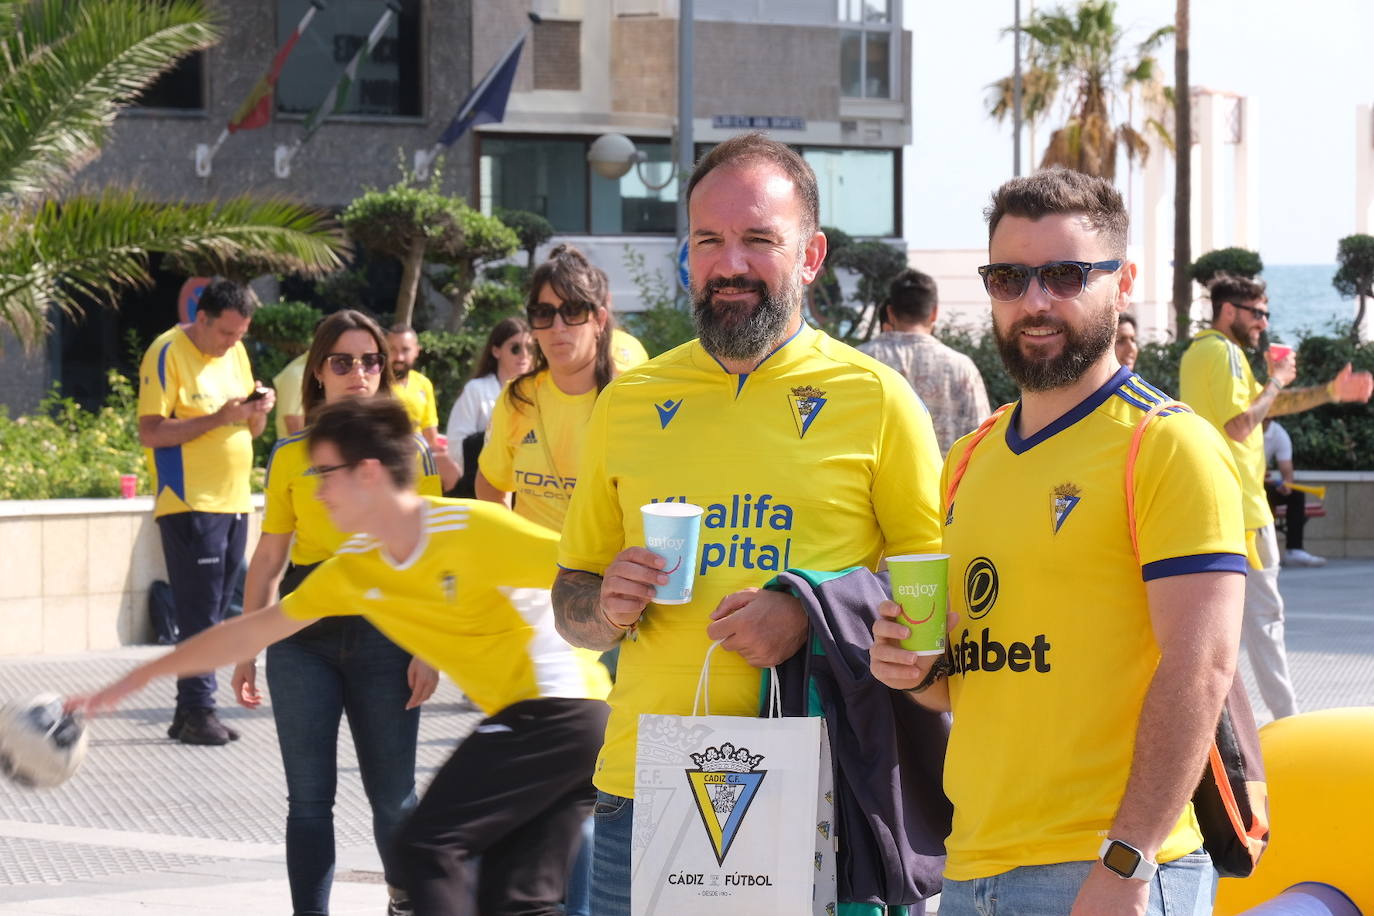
[437, 34, 525, 147]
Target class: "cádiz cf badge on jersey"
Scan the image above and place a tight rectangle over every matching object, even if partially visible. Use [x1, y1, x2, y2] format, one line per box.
[440, 572, 457, 602]
[787, 385, 828, 439]
[1051, 483, 1081, 534]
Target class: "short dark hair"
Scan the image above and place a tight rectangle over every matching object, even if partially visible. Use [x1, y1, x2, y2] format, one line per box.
[1207, 273, 1267, 320]
[197, 280, 256, 319]
[302, 309, 395, 419]
[308, 397, 416, 489]
[1118, 312, 1137, 330]
[386, 323, 416, 338]
[886, 269, 939, 325]
[985, 168, 1128, 257]
[686, 132, 820, 239]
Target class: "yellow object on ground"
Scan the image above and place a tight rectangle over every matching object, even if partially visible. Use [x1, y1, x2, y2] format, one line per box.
[1213, 707, 1374, 915]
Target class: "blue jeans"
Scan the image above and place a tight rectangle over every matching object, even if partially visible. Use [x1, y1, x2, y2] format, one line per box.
[565, 815, 594, 916]
[939, 849, 1217, 915]
[266, 616, 419, 916]
[590, 791, 634, 916]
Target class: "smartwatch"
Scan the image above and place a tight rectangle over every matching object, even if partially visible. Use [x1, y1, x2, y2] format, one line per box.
[1098, 838, 1157, 881]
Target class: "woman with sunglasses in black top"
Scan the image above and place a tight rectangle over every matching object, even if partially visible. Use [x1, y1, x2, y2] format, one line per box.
[233, 309, 442, 916]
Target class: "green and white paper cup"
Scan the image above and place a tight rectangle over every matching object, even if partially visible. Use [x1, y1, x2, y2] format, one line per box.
[641, 502, 705, 605]
[887, 553, 950, 655]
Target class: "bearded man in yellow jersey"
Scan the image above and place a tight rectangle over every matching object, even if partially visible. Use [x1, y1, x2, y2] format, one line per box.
[77, 397, 611, 916]
[387, 323, 460, 491]
[872, 170, 1249, 916]
[138, 280, 274, 746]
[1179, 273, 1373, 721]
[553, 132, 944, 915]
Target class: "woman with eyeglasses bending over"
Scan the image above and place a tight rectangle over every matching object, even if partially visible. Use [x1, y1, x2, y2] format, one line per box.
[476, 245, 619, 534]
[232, 309, 442, 916]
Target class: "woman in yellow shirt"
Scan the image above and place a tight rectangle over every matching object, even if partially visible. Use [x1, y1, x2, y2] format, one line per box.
[476, 245, 618, 533]
[233, 310, 440, 916]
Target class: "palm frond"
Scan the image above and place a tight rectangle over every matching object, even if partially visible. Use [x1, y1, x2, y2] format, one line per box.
[0, 190, 350, 350]
[0, 0, 217, 201]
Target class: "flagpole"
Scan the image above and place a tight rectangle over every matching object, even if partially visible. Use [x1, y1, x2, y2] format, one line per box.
[276, 0, 400, 179]
[414, 12, 541, 182]
[195, 0, 326, 178]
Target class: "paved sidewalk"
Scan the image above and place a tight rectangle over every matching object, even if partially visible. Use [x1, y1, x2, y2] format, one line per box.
[0, 559, 1370, 914]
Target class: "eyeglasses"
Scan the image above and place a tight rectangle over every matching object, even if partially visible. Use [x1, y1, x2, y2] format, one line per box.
[309, 461, 356, 477]
[325, 352, 385, 376]
[978, 260, 1124, 302]
[527, 301, 593, 330]
[1232, 302, 1270, 321]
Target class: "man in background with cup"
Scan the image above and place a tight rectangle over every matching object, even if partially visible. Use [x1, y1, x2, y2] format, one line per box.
[1180, 272, 1374, 720]
[552, 132, 944, 915]
[873, 170, 1249, 914]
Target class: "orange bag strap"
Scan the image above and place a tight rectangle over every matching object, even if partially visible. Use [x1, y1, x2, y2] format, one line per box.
[943, 404, 1014, 514]
[1124, 399, 1190, 563]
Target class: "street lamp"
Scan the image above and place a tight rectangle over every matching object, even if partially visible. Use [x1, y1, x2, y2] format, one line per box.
[587, 134, 676, 189]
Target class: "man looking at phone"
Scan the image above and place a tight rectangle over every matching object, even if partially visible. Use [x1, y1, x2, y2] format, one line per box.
[1179, 272, 1373, 720]
[138, 279, 274, 746]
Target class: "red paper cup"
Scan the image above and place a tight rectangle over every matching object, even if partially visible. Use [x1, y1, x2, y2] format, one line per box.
[1269, 344, 1293, 363]
[434, 434, 448, 452]
[119, 474, 137, 499]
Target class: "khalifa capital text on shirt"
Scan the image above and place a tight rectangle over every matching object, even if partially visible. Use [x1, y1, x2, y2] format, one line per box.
[652, 493, 794, 578]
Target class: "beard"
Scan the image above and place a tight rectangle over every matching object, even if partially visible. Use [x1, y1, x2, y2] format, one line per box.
[1228, 317, 1260, 348]
[994, 303, 1118, 392]
[391, 361, 410, 380]
[691, 269, 800, 363]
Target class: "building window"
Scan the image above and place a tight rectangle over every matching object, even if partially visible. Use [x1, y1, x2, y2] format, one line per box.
[134, 52, 205, 110]
[802, 147, 897, 237]
[839, 0, 893, 99]
[479, 136, 677, 234]
[275, 0, 422, 118]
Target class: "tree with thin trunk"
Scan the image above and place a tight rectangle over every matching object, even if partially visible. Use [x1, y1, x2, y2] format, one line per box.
[1172, 0, 1192, 341]
[0, 0, 349, 351]
[1333, 234, 1374, 343]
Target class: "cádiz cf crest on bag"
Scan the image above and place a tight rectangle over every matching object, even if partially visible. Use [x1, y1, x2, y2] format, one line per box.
[686, 743, 767, 866]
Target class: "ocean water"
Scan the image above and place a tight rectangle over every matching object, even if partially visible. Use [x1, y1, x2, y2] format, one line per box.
[1264, 263, 1364, 343]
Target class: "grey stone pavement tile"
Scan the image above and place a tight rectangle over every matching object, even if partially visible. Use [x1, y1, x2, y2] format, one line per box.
[0, 559, 1368, 913]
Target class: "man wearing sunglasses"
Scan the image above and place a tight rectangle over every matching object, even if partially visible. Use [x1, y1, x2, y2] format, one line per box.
[873, 169, 1248, 915]
[137, 279, 276, 746]
[1179, 273, 1373, 722]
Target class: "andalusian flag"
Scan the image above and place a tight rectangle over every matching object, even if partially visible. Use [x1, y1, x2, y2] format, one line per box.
[227, 0, 326, 133]
[300, 0, 400, 142]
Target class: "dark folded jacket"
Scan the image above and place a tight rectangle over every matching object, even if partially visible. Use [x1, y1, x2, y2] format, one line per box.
[771, 567, 952, 906]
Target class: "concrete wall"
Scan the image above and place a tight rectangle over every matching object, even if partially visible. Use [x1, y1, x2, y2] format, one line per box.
[1298, 471, 1374, 559]
[0, 499, 263, 657]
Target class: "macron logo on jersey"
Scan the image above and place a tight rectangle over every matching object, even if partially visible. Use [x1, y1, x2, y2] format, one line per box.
[521, 429, 538, 445]
[655, 398, 684, 429]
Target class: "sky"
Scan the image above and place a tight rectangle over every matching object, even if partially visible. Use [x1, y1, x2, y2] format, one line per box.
[904, 0, 1372, 265]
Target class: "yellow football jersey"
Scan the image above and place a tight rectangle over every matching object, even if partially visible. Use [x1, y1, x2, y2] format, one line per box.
[272, 353, 308, 441]
[263, 429, 443, 566]
[938, 367, 1247, 880]
[478, 371, 597, 533]
[558, 323, 944, 798]
[611, 327, 650, 371]
[281, 498, 612, 715]
[137, 326, 255, 517]
[1179, 329, 1272, 528]
[393, 369, 439, 432]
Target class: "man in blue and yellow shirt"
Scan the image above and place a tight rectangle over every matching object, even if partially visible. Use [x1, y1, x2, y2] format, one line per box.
[138, 280, 273, 746]
[872, 170, 1248, 915]
[553, 133, 944, 915]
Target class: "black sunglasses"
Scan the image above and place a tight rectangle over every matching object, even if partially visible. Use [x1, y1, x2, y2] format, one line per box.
[978, 260, 1123, 302]
[527, 301, 593, 330]
[309, 461, 357, 477]
[1232, 302, 1270, 321]
[505, 342, 531, 355]
[325, 352, 386, 376]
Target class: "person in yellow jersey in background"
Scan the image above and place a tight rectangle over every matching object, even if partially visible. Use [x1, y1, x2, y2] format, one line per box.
[872, 170, 1248, 915]
[74, 397, 612, 916]
[272, 351, 308, 439]
[610, 325, 648, 371]
[232, 310, 442, 916]
[1179, 272, 1373, 722]
[476, 245, 618, 533]
[137, 279, 274, 747]
[387, 323, 460, 491]
[551, 133, 944, 916]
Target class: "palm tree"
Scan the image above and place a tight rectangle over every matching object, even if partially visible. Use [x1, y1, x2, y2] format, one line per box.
[0, 0, 348, 351]
[988, 0, 1173, 180]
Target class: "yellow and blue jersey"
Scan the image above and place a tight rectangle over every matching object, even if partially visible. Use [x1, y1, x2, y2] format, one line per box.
[1179, 329, 1272, 528]
[938, 366, 1247, 880]
[393, 370, 439, 432]
[281, 497, 611, 715]
[137, 326, 255, 517]
[263, 425, 442, 566]
[558, 323, 944, 798]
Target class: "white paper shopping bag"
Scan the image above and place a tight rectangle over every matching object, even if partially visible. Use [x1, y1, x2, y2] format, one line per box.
[631, 644, 837, 915]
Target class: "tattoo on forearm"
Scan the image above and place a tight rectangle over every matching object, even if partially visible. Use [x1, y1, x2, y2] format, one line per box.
[1269, 385, 1331, 418]
[552, 570, 622, 651]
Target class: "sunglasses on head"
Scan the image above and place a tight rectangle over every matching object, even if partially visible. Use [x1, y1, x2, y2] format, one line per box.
[324, 352, 386, 376]
[978, 260, 1123, 302]
[527, 301, 593, 330]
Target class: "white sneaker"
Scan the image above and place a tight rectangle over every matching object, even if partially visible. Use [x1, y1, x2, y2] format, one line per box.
[1284, 549, 1327, 568]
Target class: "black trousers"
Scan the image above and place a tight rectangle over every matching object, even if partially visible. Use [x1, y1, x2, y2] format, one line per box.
[1265, 482, 1307, 550]
[394, 696, 610, 916]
